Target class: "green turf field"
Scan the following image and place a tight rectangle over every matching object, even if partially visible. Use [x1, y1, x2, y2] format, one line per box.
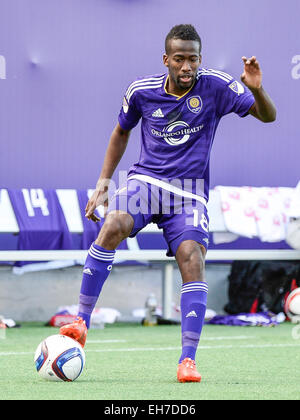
[0, 321, 300, 400]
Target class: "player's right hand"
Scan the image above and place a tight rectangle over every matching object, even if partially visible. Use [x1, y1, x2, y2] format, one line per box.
[85, 187, 108, 223]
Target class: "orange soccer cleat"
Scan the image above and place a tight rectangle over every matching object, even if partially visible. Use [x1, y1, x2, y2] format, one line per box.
[177, 358, 202, 383]
[59, 317, 87, 348]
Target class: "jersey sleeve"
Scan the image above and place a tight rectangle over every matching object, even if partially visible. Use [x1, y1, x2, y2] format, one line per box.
[118, 84, 142, 130]
[215, 76, 255, 118]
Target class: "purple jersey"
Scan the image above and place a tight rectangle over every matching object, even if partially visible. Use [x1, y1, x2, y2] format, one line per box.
[118, 68, 255, 201]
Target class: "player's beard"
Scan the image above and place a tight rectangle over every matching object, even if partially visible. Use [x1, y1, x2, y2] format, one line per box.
[176, 74, 196, 91]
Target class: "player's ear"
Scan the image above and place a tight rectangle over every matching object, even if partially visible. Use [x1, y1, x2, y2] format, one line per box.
[199, 54, 202, 65]
[163, 53, 169, 68]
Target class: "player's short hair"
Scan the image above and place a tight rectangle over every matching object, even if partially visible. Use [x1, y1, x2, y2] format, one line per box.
[165, 24, 202, 54]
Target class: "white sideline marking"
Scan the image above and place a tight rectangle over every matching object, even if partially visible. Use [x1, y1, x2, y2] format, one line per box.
[86, 336, 253, 344]
[2, 342, 300, 357]
[0, 351, 32, 356]
[202, 335, 255, 341]
[86, 339, 127, 344]
[88, 347, 181, 353]
[86, 343, 300, 353]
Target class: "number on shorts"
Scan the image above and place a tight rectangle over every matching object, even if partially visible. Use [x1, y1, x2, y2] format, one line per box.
[192, 209, 209, 232]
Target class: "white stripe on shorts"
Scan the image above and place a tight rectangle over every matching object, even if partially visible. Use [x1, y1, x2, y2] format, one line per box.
[127, 174, 207, 207]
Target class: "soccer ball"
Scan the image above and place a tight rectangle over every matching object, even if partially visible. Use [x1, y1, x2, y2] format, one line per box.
[284, 288, 300, 323]
[34, 334, 85, 381]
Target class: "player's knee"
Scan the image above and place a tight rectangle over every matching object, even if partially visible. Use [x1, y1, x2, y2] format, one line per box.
[176, 240, 206, 273]
[96, 212, 133, 249]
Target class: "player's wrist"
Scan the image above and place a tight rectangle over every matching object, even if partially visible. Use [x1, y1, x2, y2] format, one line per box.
[249, 84, 263, 93]
[95, 178, 110, 192]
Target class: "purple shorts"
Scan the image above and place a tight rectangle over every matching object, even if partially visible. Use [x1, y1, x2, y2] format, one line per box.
[107, 176, 209, 257]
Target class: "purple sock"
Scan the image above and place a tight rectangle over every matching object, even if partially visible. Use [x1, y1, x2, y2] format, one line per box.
[179, 281, 208, 363]
[78, 242, 115, 328]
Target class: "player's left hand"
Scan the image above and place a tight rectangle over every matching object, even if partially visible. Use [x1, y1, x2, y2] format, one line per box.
[241, 56, 262, 90]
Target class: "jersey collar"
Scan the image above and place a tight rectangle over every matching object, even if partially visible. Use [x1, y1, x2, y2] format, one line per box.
[163, 75, 196, 100]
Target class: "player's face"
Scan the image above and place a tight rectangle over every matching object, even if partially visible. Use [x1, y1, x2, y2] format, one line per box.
[163, 39, 201, 94]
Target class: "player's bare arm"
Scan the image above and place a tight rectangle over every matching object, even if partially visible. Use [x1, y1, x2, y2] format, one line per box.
[85, 123, 131, 222]
[241, 56, 276, 123]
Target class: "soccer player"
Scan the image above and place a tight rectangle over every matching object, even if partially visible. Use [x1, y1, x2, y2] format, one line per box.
[60, 24, 276, 382]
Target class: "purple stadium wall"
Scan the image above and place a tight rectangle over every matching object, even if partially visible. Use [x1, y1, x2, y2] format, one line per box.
[0, 0, 299, 190]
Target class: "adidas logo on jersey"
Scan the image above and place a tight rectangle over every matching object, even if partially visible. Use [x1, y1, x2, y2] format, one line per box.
[83, 268, 93, 276]
[186, 310, 197, 318]
[152, 108, 164, 118]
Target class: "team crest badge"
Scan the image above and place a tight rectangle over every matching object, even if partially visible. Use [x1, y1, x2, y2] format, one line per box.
[228, 81, 245, 95]
[187, 96, 203, 114]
